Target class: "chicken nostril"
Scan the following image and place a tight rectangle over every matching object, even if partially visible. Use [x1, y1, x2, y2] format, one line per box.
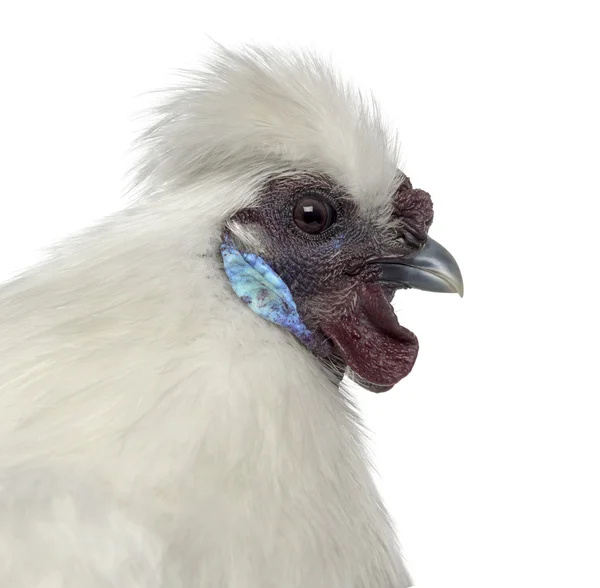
[392, 226, 425, 249]
[344, 263, 363, 277]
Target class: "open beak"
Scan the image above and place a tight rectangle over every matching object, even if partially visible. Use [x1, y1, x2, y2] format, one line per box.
[375, 237, 464, 297]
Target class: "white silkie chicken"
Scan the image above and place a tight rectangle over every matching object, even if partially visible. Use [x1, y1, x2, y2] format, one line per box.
[0, 46, 463, 587]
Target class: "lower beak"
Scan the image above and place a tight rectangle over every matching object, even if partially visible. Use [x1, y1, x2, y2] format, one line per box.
[376, 237, 464, 297]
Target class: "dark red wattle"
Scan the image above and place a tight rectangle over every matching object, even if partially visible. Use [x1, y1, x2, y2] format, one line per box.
[321, 283, 419, 390]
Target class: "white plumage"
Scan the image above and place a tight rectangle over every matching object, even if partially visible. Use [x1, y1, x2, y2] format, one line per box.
[0, 46, 420, 587]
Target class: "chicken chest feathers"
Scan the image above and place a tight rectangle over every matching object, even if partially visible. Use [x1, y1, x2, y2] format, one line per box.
[220, 236, 315, 348]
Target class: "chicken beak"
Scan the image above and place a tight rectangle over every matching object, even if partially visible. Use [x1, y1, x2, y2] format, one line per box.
[377, 237, 464, 297]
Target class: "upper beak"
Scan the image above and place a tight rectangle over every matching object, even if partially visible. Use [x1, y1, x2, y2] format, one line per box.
[375, 237, 464, 297]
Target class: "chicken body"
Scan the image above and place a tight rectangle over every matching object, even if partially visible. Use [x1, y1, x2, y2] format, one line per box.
[0, 46, 462, 587]
[0, 213, 410, 586]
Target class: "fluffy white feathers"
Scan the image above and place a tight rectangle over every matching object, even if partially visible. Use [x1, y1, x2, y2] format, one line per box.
[0, 45, 411, 587]
[133, 45, 402, 214]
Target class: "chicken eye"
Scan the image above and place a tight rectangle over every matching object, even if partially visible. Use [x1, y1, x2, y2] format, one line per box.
[293, 196, 337, 234]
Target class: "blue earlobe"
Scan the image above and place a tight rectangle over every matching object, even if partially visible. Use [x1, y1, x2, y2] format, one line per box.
[220, 237, 314, 348]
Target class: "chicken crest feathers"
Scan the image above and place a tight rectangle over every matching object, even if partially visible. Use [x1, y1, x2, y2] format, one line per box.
[131, 45, 402, 219]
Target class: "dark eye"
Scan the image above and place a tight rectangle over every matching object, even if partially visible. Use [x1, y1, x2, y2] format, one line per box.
[293, 196, 337, 234]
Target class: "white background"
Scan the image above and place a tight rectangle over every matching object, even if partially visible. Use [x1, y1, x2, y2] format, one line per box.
[1, 1, 598, 587]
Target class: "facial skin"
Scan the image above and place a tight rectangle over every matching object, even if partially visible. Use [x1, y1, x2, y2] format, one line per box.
[225, 173, 439, 392]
